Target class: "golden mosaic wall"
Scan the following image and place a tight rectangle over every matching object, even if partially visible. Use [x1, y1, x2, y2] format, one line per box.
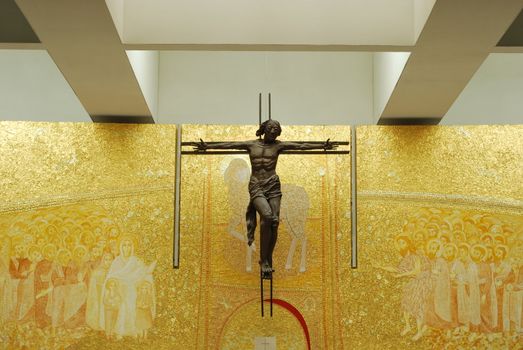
[180, 124, 351, 349]
[345, 125, 523, 349]
[2, 121, 521, 350]
[0, 121, 183, 349]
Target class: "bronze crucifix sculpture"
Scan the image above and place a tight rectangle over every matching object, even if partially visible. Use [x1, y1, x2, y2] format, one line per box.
[194, 119, 338, 278]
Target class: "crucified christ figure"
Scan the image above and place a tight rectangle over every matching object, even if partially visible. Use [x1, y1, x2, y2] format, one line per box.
[195, 120, 337, 278]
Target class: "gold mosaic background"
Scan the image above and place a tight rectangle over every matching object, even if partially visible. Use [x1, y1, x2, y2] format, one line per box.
[0, 121, 188, 350]
[2, 121, 522, 350]
[181, 124, 351, 349]
[346, 125, 523, 349]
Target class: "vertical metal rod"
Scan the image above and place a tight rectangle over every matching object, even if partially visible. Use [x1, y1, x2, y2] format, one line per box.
[270, 276, 273, 317]
[259, 93, 262, 126]
[268, 93, 271, 120]
[350, 126, 358, 268]
[173, 125, 182, 268]
[258, 93, 262, 139]
[261, 272, 264, 317]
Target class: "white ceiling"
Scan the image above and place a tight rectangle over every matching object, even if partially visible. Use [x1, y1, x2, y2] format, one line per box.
[0, 50, 89, 122]
[157, 51, 374, 125]
[442, 53, 523, 125]
[120, 0, 422, 45]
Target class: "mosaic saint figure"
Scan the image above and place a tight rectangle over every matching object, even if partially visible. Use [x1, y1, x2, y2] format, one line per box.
[60, 245, 90, 328]
[34, 243, 55, 328]
[86, 252, 113, 330]
[373, 235, 431, 341]
[486, 244, 499, 331]
[196, 120, 336, 277]
[467, 244, 485, 332]
[510, 261, 523, 332]
[136, 280, 155, 340]
[9, 240, 33, 322]
[48, 248, 72, 329]
[450, 243, 470, 328]
[102, 278, 121, 339]
[0, 239, 14, 324]
[444, 244, 460, 321]
[478, 245, 495, 332]
[100, 237, 155, 337]
[425, 239, 453, 328]
[492, 244, 514, 332]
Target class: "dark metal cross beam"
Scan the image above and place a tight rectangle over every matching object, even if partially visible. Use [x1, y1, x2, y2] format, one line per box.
[181, 141, 350, 155]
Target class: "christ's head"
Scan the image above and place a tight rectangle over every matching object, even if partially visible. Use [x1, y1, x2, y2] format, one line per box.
[256, 120, 281, 142]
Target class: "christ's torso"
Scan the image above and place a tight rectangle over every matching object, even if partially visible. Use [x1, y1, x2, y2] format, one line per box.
[248, 140, 281, 181]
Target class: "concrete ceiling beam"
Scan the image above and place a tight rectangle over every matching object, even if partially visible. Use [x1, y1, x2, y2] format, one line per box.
[378, 0, 523, 125]
[15, 0, 154, 123]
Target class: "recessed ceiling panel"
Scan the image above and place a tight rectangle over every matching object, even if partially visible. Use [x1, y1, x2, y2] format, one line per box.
[157, 51, 374, 125]
[123, 0, 416, 45]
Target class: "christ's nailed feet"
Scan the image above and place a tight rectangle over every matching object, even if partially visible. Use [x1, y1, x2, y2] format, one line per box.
[261, 261, 274, 279]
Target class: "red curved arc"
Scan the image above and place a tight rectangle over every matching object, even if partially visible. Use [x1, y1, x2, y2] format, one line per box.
[265, 298, 311, 350]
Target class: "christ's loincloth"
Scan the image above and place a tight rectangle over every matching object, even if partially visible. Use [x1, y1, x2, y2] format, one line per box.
[245, 174, 282, 244]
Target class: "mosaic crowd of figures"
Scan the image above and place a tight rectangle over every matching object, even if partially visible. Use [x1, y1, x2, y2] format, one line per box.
[0, 206, 157, 346]
[375, 208, 523, 342]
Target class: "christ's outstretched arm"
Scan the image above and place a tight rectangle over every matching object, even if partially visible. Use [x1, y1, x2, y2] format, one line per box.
[193, 139, 253, 151]
[280, 139, 338, 151]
